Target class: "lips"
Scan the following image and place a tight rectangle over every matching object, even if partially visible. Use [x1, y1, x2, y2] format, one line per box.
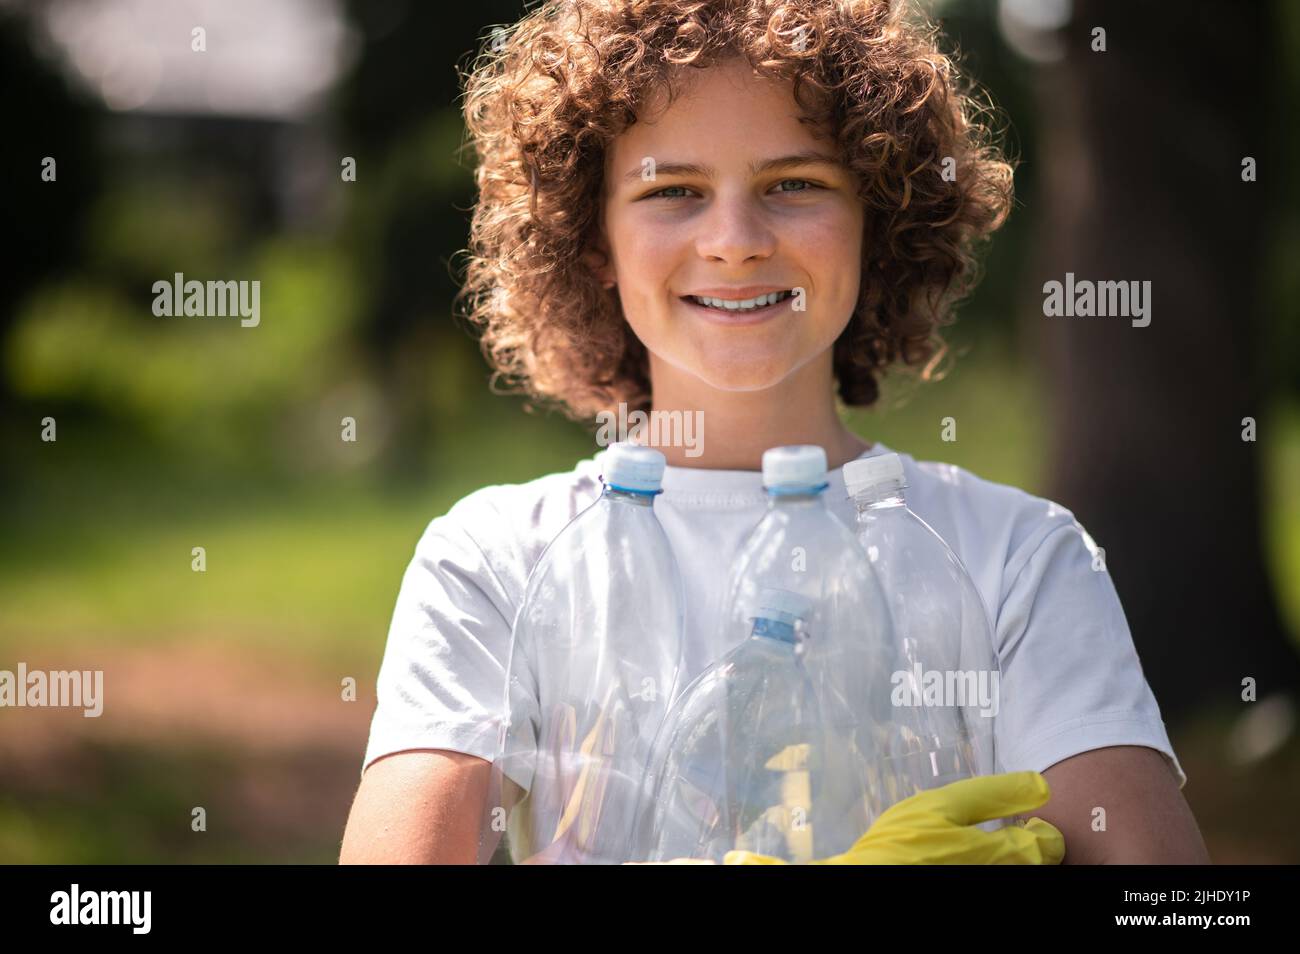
[686, 290, 793, 311]
[678, 292, 791, 325]
[684, 286, 792, 301]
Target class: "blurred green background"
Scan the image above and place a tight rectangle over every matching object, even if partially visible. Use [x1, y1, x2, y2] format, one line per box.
[1, 0, 1297, 863]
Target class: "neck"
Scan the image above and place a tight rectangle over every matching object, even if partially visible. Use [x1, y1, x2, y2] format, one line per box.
[646, 350, 872, 471]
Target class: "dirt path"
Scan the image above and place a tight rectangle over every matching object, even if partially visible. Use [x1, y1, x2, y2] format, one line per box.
[1, 641, 372, 753]
[0, 641, 377, 862]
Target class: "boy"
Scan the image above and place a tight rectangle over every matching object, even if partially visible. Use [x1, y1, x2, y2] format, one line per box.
[341, 0, 1208, 864]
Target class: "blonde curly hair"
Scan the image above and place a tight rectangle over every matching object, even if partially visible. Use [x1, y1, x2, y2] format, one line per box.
[454, 0, 1014, 419]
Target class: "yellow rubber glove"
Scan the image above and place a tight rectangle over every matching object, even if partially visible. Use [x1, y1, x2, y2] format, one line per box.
[723, 770, 1064, 865]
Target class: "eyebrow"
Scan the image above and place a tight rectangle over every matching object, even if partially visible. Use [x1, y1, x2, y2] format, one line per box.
[621, 150, 843, 184]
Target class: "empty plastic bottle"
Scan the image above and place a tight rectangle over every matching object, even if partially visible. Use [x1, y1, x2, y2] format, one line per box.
[843, 452, 1002, 803]
[479, 442, 686, 864]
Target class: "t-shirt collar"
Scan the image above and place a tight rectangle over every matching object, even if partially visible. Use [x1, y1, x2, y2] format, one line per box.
[656, 440, 893, 500]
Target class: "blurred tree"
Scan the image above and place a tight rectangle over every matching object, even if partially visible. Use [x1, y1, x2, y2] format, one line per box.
[1028, 0, 1300, 722]
[331, 0, 537, 478]
[0, 9, 102, 407]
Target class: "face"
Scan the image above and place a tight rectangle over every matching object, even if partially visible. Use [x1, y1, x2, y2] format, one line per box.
[591, 57, 865, 396]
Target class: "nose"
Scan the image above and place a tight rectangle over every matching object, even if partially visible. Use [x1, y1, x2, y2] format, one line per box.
[693, 192, 777, 264]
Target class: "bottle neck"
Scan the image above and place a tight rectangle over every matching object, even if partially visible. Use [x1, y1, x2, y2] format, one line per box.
[765, 485, 828, 507]
[751, 617, 799, 645]
[602, 485, 657, 507]
[851, 479, 907, 516]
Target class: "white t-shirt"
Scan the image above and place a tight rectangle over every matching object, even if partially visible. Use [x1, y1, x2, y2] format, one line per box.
[362, 441, 1187, 790]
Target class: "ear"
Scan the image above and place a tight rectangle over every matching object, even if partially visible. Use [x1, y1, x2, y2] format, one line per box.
[582, 229, 616, 289]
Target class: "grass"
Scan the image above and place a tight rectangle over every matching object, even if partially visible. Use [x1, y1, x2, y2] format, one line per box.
[0, 413, 595, 674]
[847, 333, 1049, 491]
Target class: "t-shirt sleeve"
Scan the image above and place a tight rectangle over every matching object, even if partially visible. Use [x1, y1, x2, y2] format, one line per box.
[993, 515, 1188, 789]
[360, 505, 517, 777]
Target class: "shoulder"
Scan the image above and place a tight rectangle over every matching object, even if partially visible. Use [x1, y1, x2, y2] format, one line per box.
[409, 453, 604, 593]
[887, 449, 1103, 600]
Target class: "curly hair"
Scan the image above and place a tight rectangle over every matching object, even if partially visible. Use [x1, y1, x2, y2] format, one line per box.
[454, 0, 1014, 419]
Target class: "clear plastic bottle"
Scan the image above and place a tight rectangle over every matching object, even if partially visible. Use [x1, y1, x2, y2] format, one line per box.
[843, 452, 1002, 803]
[630, 446, 899, 863]
[478, 443, 685, 864]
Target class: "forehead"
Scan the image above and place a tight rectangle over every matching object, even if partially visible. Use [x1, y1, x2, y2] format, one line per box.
[606, 60, 832, 170]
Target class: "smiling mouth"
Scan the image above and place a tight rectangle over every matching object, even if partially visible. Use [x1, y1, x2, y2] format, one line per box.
[681, 290, 794, 315]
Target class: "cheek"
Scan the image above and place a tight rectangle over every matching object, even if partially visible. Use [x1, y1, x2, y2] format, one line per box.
[616, 216, 679, 282]
[796, 210, 863, 276]
[612, 220, 682, 339]
[798, 214, 862, 333]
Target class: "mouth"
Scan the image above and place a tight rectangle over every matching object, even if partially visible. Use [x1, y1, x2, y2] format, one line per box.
[679, 289, 793, 324]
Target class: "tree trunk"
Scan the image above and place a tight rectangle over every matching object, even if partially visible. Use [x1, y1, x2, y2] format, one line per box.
[1026, 0, 1300, 723]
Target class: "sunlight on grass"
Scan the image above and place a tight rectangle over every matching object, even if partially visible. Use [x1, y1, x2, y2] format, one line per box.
[846, 333, 1046, 491]
[0, 417, 595, 672]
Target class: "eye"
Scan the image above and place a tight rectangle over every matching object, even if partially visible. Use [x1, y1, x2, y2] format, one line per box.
[773, 178, 818, 193]
[644, 185, 693, 200]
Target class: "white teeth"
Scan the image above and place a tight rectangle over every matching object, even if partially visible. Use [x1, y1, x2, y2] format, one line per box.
[690, 290, 790, 312]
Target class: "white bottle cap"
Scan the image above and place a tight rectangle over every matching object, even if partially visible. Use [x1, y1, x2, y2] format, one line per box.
[843, 452, 906, 499]
[761, 445, 828, 492]
[755, 587, 813, 624]
[601, 442, 666, 493]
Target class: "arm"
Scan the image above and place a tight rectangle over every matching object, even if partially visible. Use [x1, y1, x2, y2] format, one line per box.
[1034, 745, 1210, 864]
[340, 749, 491, 864]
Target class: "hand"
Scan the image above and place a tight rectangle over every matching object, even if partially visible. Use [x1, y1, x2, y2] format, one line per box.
[724, 771, 1064, 865]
